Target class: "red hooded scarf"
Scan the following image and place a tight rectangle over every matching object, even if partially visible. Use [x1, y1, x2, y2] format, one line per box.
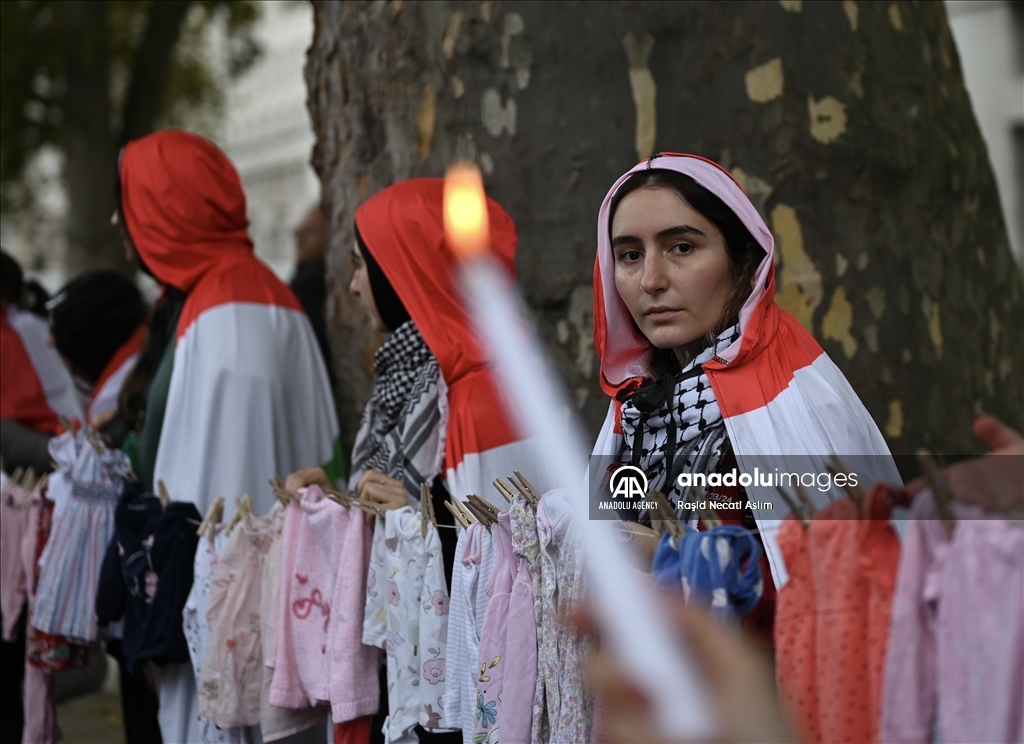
[355, 178, 522, 482]
[119, 130, 300, 335]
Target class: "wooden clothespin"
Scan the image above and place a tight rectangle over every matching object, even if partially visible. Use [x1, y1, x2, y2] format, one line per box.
[420, 483, 437, 537]
[504, 474, 531, 504]
[492, 479, 515, 504]
[794, 481, 816, 520]
[690, 486, 723, 528]
[269, 477, 291, 506]
[698, 506, 723, 529]
[421, 484, 430, 537]
[20, 468, 40, 507]
[649, 491, 684, 540]
[827, 455, 866, 509]
[21, 466, 37, 491]
[444, 499, 470, 529]
[197, 495, 225, 537]
[226, 493, 253, 536]
[84, 427, 107, 455]
[157, 479, 172, 510]
[468, 494, 500, 522]
[452, 497, 478, 526]
[774, 485, 811, 528]
[511, 471, 541, 506]
[461, 497, 490, 527]
[325, 487, 354, 508]
[915, 448, 956, 536]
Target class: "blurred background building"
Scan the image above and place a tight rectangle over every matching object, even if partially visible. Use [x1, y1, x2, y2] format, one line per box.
[1, 0, 1021, 293]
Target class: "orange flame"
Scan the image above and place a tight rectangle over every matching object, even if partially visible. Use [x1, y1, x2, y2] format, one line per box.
[443, 162, 489, 258]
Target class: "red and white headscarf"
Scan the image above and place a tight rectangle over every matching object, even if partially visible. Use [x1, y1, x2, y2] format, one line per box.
[355, 178, 545, 505]
[591, 154, 901, 586]
[120, 130, 341, 515]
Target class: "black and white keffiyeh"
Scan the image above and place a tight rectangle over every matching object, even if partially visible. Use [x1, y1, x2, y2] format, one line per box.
[348, 320, 447, 503]
[620, 324, 741, 509]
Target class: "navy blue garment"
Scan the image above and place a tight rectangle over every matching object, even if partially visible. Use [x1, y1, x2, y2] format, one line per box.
[652, 531, 683, 592]
[96, 481, 162, 674]
[677, 525, 763, 622]
[137, 501, 200, 667]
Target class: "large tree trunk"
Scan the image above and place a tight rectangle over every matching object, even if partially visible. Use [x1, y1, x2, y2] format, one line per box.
[305, 0, 1023, 459]
[62, 0, 121, 275]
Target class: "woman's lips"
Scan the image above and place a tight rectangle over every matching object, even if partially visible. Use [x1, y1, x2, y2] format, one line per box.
[644, 307, 681, 321]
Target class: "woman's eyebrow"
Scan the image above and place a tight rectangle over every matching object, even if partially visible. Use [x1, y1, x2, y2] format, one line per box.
[656, 224, 705, 240]
[611, 234, 641, 248]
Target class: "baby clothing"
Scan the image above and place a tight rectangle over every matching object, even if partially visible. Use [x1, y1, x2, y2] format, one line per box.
[32, 430, 131, 642]
[441, 526, 469, 735]
[362, 515, 388, 648]
[270, 487, 378, 724]
[474, 512, 516, 740]
[881, 491, 1023, 744]
[451, 521, 495, 743]
[679, 525, 764, 622]
[418, 520, 453, 732]
[536, 489, 593, 743]
[260, 502, 325, 741]
[184, 524, 248, 743]
[775, 493, 899, 744]
[1, 479, 30, 641]
[381, 507, 428, 742]
[502, 494, 540, 744]
[200, 513, 273, 728]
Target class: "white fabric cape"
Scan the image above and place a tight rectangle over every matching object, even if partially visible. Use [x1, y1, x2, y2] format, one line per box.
[153, 302, 339, 518]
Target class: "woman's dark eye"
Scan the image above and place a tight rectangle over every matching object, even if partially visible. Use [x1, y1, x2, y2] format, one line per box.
[672, 242, 695, 255]
[618, 249, 642, 263]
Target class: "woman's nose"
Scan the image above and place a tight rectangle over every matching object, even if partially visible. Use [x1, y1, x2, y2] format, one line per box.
[639, 253, 667, 294]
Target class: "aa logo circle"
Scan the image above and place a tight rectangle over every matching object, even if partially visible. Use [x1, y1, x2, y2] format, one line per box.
[609, 465, 648, 499]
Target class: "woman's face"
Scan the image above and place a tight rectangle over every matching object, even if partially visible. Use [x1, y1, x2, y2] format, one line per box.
[611, 187, 733, 359]
[349, 241, 387, 333]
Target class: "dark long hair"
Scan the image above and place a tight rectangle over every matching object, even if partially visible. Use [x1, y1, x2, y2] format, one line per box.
[609, 169, 765, 378]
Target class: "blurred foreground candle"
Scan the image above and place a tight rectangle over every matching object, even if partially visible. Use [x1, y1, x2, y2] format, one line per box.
[443, 162, 717, 740]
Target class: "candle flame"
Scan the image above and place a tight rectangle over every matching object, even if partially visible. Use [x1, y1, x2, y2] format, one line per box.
[444, 162, 489, 258]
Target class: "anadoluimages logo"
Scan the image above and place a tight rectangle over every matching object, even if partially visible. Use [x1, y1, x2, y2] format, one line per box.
[608, 465, 648, 499]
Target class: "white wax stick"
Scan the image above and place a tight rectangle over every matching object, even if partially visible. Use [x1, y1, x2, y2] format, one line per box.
[460, 259, 717, 740]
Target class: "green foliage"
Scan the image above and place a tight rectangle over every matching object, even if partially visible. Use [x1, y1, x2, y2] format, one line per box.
[0, 0, 263, 212]
[0, 1, 66, 210]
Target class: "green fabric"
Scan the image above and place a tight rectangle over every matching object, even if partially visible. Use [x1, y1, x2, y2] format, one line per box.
[100, 415, 131, 450]
[322, 433, 348, 486]
[136, 307, 180, 491]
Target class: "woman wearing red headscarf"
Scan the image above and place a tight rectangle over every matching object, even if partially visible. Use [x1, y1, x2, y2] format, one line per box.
[115, 130, 342, 743]
[290, 177, 541, 516]
[591, 153, 901, 589]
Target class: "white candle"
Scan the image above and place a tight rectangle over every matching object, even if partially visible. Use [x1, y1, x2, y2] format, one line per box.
[445, 163, 717, 740]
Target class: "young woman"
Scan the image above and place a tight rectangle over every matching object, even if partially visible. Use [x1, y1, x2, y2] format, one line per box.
[591, 153, 900, 592]
[289, 176, 541, 522]
[114, 129, 342, 743]
[288, 178, 542, 744]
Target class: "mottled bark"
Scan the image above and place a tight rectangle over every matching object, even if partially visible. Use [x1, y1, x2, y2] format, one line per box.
[306, 0, 1023, 460]
[62, 0, 119, 276]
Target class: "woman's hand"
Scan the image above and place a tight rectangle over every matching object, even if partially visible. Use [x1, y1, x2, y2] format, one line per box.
[586, 596, 794, 743]
[358, 469, 408, 511]
[285, 467, 332, 494]
[905, 413, 1024, 517]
